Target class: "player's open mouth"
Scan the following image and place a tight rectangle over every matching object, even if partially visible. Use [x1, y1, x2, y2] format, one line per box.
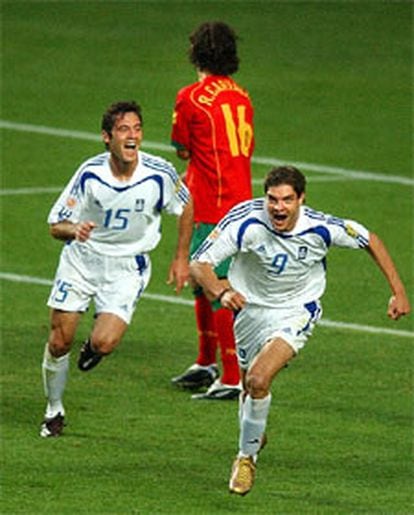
[273, 214, 287, 221]
[125, 142, 136, 149]
[271, 214, 289, 230]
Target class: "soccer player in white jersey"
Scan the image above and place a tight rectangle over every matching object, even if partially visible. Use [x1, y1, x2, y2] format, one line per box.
[190, 166, 410, 495]
[40, 101, 193, 438]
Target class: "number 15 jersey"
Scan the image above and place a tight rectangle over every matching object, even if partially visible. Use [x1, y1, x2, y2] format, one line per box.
[171, 75, 254, 224]
[47, 151, 190, 257]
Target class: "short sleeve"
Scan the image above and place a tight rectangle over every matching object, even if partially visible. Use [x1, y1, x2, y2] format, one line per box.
[47, 168, 84, 224]
[162, 163, 191, 216]
[171, 89, 192, 151]
[328, 217, 370, 249]
[192, 214, 239, 267]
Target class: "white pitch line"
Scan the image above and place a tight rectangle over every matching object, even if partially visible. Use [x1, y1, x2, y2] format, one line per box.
[0, 176, 349, 197]
[1, 272, 412, 339]
[0, 186, 63, 196]
[1, 119, 412, 186]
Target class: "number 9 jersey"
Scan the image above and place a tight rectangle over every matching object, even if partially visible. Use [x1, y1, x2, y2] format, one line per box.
[192, 199, 370, 309]
[171, 75, 254, 224]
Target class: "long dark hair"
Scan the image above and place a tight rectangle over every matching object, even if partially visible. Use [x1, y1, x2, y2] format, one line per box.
[189, 21, 239, 75]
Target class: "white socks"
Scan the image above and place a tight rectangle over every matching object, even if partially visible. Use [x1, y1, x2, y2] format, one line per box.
[239, 393, 272, 459]
[42, 343, 69, 418]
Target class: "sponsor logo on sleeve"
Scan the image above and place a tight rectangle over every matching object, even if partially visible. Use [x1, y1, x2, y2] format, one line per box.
[208, 229, 220, 240]
[345, 224, 359, 238]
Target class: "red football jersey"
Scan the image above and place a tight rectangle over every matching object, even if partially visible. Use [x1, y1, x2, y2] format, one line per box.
[171, 75, 254, 224]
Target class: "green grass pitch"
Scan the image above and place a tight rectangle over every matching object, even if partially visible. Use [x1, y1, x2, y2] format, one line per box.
[1, 1, 413, 513]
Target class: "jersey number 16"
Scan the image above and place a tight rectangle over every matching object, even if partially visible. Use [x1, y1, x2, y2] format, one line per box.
[221, 104, 253, 158]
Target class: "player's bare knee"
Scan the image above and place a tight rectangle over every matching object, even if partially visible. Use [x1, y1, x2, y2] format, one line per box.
[48, 338, 71, 357]
[48, 328, 72, 356]
[90, 335, 119, 355]
[245, 373, 270, 398]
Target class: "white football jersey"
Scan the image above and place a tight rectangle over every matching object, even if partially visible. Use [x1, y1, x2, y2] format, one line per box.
[193, 199, 370, 308]
[48, 151, 190, 256]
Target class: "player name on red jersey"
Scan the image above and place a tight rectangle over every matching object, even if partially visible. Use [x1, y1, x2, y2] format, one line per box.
[196, 79, 250, 107]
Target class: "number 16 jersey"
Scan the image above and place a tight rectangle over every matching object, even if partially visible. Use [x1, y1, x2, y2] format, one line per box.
[171, 75, 254, 224]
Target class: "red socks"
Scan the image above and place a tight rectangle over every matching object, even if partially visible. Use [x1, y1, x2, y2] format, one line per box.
[213, 308, 240, 385]
[194, 293, 241, 386]
[195, 293, 218, 365]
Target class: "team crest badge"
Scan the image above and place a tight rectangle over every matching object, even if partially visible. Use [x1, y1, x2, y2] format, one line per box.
[135, 199, 145, 212]
[298, 246, 308, 260]
[66, 197, 77, 208]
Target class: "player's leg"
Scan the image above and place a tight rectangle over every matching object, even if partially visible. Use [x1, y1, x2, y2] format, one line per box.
[239, 337, 293, 445]
[230, 302, 322, 494]
[171, 288, 219, 389]
[213, 306, 240, 385]
[42, 243, 94, 436]
[78, 312, 128, 371]
[238, 371, 267, 451]
[246, 337, 294, 398]
[41, 309, 81, 437]
[78, 253, 150, 372]
[191, 304, 241, 399]
[172, 224, 220, 390]
[194, 290, 219, 366]
[240, 338, 294, 451]
[229, 337, 293, 495]
[91, 312, 128, 354]
[213, 266, 240, 386]
[191, 269, 241, 400]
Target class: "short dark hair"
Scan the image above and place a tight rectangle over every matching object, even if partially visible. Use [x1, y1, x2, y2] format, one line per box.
[189, 21, 239, 76]
[101, 101, 143, 134]
[264, 166, 306, 197]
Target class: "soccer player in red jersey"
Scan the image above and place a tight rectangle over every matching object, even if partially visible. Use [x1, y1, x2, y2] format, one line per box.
[170, 21, 254, 399]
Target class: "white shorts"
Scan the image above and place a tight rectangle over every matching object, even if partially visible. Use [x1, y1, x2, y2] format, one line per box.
[233, 301, 322, 370]
[47, 242, 151, 324]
